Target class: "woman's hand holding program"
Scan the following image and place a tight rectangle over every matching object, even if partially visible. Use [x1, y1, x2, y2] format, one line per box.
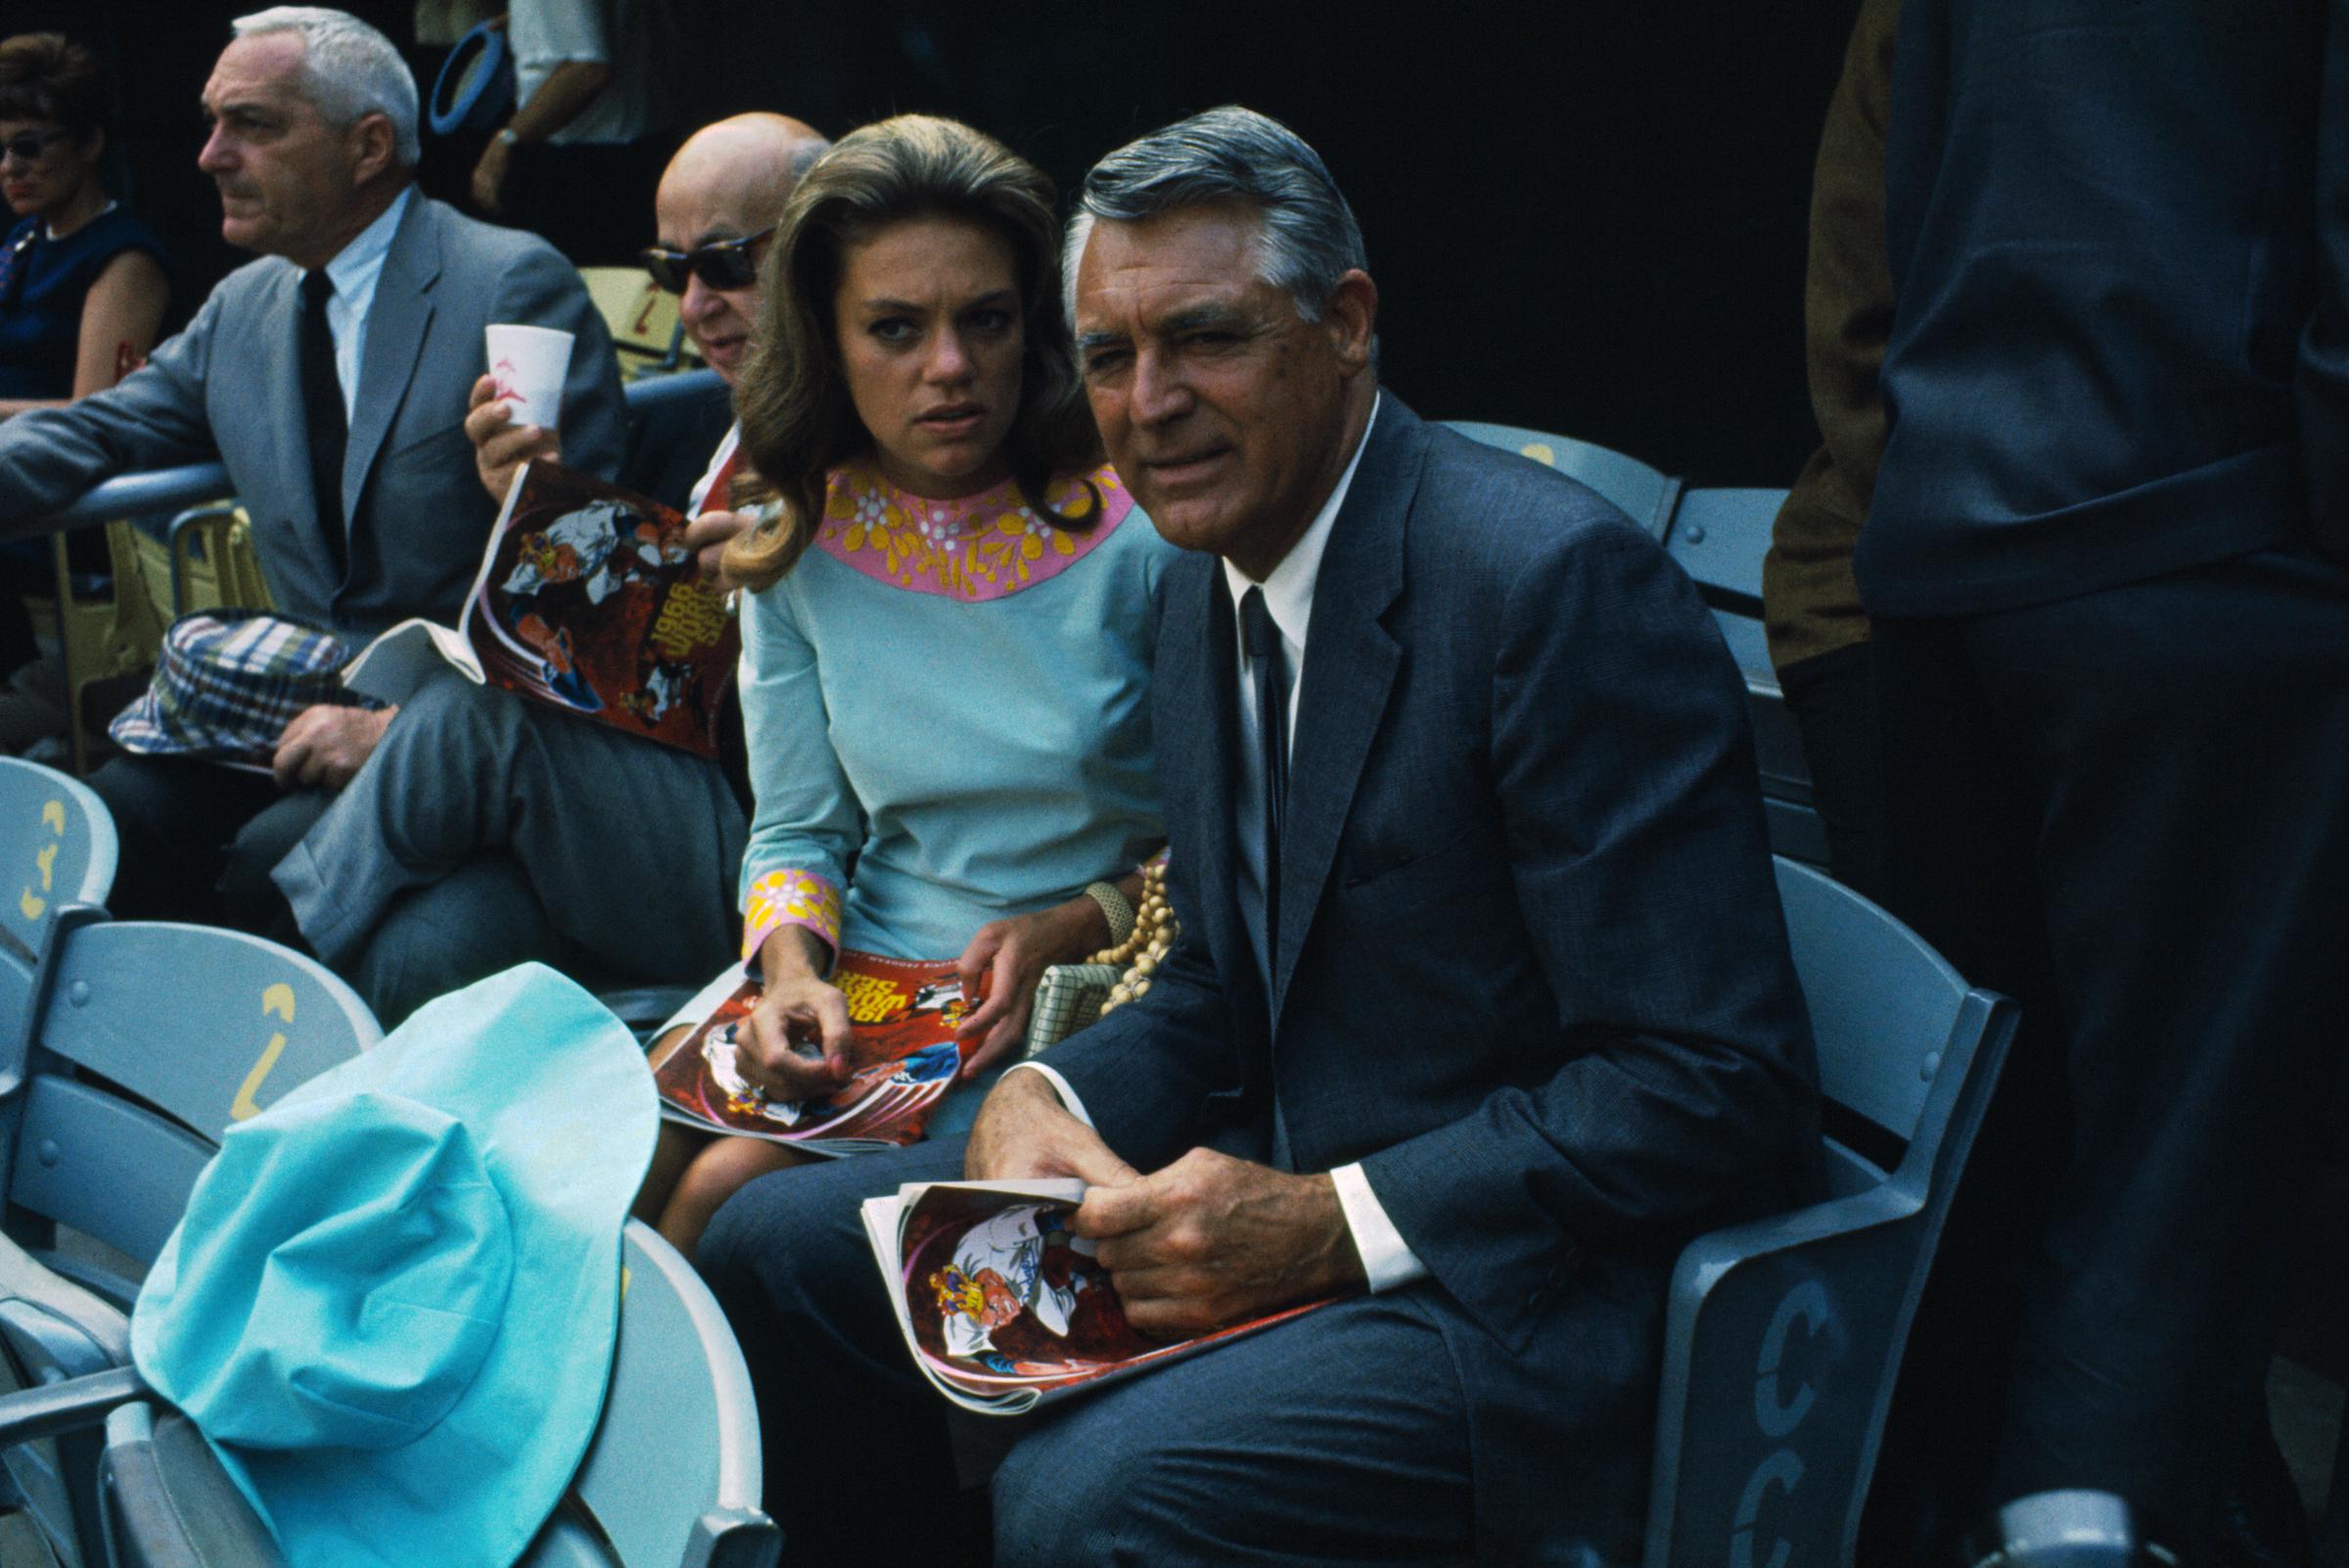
[739, 967, 855, 1105]
[953, 897, 1112, 1079]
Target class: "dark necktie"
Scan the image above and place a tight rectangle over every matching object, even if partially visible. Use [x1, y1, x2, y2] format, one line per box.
[299, 269, 348, 576]
[1239, 585, 1290, 970]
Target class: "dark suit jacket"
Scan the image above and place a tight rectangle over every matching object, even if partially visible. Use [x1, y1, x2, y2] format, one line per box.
[1861, 0, 2347, 616]
[0, 192, 626, 636]
[1043, 399, 1820, 1562]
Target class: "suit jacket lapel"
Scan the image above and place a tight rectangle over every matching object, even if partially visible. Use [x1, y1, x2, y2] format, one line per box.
[344, 195, 438, 525]
[1271, 399, 1424, 1023]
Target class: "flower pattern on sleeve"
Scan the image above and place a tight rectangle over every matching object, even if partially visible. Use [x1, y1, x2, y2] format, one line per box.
[812, 461, 1134, 600]
[742, 868, 844, 963]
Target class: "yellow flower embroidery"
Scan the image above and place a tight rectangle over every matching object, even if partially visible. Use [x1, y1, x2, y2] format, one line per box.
[811, 462, 1127, 600]
[742, 868, 843, 959]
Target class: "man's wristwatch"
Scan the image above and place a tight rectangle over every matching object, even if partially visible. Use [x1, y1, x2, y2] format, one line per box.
[495, 127, 521, 149]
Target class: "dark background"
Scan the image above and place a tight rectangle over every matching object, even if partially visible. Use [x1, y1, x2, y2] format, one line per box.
[9, 1, 1855, 484]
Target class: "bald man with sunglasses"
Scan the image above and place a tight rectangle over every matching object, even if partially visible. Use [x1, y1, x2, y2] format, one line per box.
[275, 113, 830, 1023]
[467, 114, 829, 504]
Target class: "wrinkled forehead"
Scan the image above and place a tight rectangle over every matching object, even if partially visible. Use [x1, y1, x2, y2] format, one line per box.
[202, 32, 312, 117]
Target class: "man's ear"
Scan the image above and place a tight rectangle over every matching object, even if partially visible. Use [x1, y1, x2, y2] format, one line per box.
[1322, 269, 1378, 376]
[348, 112, 398, 185]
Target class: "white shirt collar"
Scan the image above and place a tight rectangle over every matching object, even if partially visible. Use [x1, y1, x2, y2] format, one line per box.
[311, 186, 413, 413]
[1220, 392, 1381, 655]
[320, 185, 410, 302]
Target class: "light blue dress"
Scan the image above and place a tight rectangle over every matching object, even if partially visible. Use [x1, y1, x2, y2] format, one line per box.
[730, 454, 1174, 1134]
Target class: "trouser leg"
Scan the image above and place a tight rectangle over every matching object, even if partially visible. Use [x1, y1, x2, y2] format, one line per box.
[991, 1290, 1475, 1568]
[85, 756, 283, 925]
[276, 671, 745, 982]
[695, 1137, 971, 1568]
[1865, 613, 2062, 1552]
[1876, 548, 2349, 1556]
[1966, 550, 2349, 1552]
[346, 855, 576, 1026]
[220, 787, 328, 939]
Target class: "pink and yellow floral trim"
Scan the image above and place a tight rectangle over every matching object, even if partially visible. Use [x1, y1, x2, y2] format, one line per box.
[811, 460, 1133, 600]
[742, 867, 843, 963]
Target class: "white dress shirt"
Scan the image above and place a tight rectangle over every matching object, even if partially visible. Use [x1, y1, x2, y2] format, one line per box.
[1015, 394, 1427, 1292]
[312, 185, 413, 420]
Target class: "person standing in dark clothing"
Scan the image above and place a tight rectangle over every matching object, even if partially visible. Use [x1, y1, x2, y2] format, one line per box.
[1863, 2, 2349, 1557]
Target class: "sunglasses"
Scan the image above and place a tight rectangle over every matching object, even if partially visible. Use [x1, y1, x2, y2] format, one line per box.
[640, 226, 774, 294]
[0, 129, 69, 164]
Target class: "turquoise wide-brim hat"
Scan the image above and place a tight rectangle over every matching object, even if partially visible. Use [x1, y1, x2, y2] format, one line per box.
[129, 964, 658, 1568]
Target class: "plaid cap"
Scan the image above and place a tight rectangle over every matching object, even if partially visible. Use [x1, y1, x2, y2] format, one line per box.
[111, 611, 355, 761]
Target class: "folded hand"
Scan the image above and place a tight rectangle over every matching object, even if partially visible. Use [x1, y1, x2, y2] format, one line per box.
[736, 974, 856, 1103]
[963, 1067, 1139, 1189]
[271, 703, 394, 791]
[1071, 1147, 1362, 1337]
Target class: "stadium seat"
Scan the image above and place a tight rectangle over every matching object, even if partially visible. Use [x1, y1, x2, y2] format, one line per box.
[0, 759, 114, 965]
[0, 1233, 128, 1566]
[14, 536, 121, 778]
[1441, 419, 1828, 869]
[0, 1222, 782, 1568]
[1641, 856, 2017, 1568]
[1442, 420, 1681, 538]
[580, 265, 689, 378]
[0, 912, 374, 1566]
[1662, 486, 1825, 866]
[616, 366, 734, 514]
[0, 912, 381, 1307]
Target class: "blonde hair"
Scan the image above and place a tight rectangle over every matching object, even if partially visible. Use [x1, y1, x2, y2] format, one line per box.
[720, 115, 1099, 592]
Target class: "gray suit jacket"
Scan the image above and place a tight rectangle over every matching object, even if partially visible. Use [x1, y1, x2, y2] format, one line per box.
[1042, 399, 1822, 1562]
[0, 192, 625, 636]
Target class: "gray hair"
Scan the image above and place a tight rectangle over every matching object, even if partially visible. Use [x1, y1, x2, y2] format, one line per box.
[232, 7, 419, 166]
[1065, 106, 1369, 333]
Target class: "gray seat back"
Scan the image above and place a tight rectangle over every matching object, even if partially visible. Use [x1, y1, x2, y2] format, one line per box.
[1, 1222, 781, 1568]
[1643, 857, 2017, 1568]
[0, 760, 115, 966]
[1441, 420, 1682, 538]
[527, 1221, 780, 1568]
[2, 913, 380, 1306]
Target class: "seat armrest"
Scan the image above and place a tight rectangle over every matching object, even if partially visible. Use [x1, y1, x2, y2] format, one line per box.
[683, 1506, 784, 1568]
[0, 1365, 143, 1445]
[0, 1231, 131, 1368]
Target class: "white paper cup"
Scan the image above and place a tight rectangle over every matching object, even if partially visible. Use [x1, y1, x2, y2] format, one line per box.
[484, 324, 575, 429]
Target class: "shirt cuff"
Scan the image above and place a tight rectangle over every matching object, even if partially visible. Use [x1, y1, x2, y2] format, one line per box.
[1332, 1162, 1427, 1292]
[1003, 1061, 1093, 1129]
[741, 868, 843, 973]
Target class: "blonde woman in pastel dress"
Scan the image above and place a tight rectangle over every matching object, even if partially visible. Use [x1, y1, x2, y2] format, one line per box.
[640, 116, 1174, 1253]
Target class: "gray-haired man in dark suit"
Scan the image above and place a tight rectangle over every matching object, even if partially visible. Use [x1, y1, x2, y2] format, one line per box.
[698, 107, 1819, 1567]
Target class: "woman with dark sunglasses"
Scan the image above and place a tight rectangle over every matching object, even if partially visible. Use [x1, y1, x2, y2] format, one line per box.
[0, 32, 167, 419]
[0, 31, 170, 695]
[638, 115, 1175, 1252]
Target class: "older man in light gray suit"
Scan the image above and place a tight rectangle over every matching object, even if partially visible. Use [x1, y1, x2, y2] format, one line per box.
[0, 6, 623, 931]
